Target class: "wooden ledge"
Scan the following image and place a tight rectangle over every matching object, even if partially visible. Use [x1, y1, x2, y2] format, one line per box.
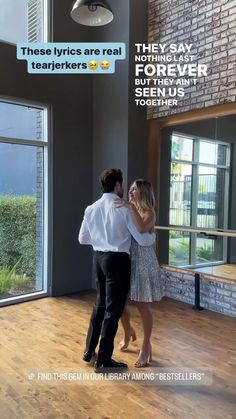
[161, 264, 236, 285]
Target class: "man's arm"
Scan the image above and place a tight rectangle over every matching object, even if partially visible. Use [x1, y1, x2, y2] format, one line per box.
[78, 212, 92, 245]
[126, 211, 156, 246]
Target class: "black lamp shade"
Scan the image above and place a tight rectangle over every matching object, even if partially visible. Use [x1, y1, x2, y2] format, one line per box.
[71, 0, 114, 26]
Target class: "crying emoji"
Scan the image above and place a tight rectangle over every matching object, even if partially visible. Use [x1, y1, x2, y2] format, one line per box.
[100, 60, 110, 70]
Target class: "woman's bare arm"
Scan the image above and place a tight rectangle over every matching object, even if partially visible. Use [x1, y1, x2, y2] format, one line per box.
[129, 204, 155, 233]
[114, 198, 155, 233]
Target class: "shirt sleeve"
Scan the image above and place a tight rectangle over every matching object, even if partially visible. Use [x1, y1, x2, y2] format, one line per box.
[126, 211, 156, 246]
[78, 211, 92, 245]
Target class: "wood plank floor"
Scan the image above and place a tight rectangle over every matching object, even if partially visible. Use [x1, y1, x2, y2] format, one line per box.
[0, 293, 235, 419]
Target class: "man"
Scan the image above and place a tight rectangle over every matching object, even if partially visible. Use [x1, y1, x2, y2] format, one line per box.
[78, 168, 155, 373]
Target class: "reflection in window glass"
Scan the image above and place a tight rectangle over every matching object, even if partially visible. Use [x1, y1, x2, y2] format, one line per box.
[171, 135, 193, 161]
[199, 141, 229, 166]
[197, 168, 227, 230]
[170, 163, 192, 226]
[0, 102, 44, 141]
[217, 144, 230, 166]
[199, 141, 217, 165]
[195, 236, 224, 265]
[0, 0, 46, 44]
[0, 0, 27, 43]
[0, 143, 37, 195]
[169, 230, 190, 266]
[197, 168, 216, 229]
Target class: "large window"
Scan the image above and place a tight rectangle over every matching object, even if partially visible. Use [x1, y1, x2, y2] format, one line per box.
[0, 99, 48, 303]
[169, 133, 230, 267]
[0, 0, 48, 44]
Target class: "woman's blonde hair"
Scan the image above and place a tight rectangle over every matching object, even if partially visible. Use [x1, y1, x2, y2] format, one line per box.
[132, 179, 156, 214]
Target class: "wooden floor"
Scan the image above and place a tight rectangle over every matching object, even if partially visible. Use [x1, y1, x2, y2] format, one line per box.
[0, 293, 235, 419]
[194, 264, 236, 281]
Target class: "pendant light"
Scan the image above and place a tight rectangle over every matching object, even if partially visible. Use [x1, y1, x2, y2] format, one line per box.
[71, 0, 114, 26]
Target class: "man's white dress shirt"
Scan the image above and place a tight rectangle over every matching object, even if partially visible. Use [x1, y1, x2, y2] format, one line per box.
[78, 193, 155, 254]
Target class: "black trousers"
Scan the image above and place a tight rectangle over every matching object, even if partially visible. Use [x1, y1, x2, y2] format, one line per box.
[85, 251, 131, 363]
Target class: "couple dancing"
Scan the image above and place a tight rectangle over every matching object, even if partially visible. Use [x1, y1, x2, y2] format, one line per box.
[79, 168, 163, 373]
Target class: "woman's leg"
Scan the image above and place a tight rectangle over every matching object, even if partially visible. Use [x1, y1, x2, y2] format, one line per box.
[119, 304, 137, 351]
[135, 302, 152, 367]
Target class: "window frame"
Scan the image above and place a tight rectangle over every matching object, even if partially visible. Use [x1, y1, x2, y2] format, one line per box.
[0, 95, 51, 306]
[169, 131, 231, 268]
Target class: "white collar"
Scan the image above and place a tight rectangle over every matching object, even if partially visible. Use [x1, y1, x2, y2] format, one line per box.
[102, 193, 119, 199]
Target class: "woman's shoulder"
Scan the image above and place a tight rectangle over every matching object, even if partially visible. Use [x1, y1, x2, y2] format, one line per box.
[141, 208, 155, 220]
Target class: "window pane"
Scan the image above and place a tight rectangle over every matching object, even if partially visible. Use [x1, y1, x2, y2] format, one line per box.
[199, 141, 217, 165]
[169, 230, 190, 266]
[217, 144, 230, 166]
[199, 141, 229, 166]
[171, 135, 193, 161]
[0, 0, 46, 44]
[195, 235, 224, 265]
[197, 167, 228, 229]
[0, 143, 44, 298]
[0, 102, 45, 142]
[170, 163, 192, 226]
[169, 131, 230, 269]
[199, 141, 230, 166]
[0, 143, 37, 194]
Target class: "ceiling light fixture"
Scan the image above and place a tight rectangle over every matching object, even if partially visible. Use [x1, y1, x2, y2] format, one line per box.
[71, 0, 114, 26]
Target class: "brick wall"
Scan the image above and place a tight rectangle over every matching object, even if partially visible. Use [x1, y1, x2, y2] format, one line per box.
[148, 0, 236, 118]
[162, 266, 236, 318]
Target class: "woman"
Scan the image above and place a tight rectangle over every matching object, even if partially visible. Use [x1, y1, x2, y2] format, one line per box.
[115, 179, 163, 367]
